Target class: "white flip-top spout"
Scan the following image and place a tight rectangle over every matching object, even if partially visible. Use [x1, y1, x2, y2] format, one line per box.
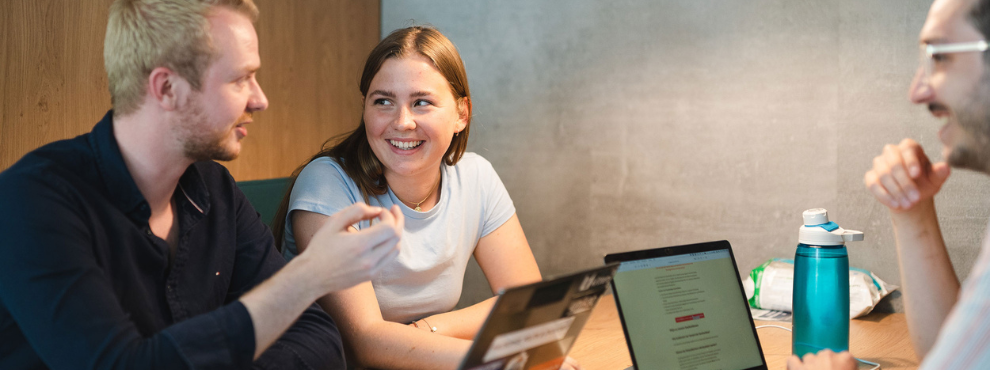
[841, 230, 864, 242]
[798, 209, 865, 246]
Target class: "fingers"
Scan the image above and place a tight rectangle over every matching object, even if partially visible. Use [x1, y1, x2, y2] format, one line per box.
[365, 233, 401, 272]
[865, 139, 948, 211]
[931, 161, 951, 185]
[787, 350, 857, 370]
[835, 351, 856, 368]
[899, 138, 924, 178]
[881, 144, 919, 206]
[325, 203, 384, 232]
[391, 205, 404, 234]
[348, 205, 404, 275]
[868, 152, 911, 210]
[864, 169, 897, 209]
[376, 204, 396, 227]
[352, 211, 403, 250]
[786, 355, 805, 370]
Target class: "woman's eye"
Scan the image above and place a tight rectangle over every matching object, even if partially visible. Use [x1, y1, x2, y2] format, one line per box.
[374, 99, 393, 106]
[414, 100, 432, 107]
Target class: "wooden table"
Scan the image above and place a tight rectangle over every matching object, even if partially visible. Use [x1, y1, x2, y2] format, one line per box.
[569, 295, 918, 370]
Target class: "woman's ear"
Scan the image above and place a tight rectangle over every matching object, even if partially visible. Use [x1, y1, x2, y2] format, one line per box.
[455, 97, 471, 132]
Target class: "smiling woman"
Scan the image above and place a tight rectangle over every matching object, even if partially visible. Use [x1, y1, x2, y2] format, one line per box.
[269, 26, 555, 369]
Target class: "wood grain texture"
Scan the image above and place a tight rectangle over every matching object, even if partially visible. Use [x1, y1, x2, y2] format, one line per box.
[229, 0, 380, 180]
[0, 0, 114, 171]
[0, 0, 380, 181]
[569, 295, 919, 370]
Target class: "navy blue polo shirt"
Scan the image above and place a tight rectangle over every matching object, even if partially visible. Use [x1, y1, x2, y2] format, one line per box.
[0, 111, 344, 369]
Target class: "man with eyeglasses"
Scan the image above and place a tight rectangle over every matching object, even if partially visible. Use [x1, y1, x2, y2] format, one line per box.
[789, 0, 990, 369]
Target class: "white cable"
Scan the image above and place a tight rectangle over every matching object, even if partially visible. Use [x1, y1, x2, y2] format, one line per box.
[755, 325, 881, 370]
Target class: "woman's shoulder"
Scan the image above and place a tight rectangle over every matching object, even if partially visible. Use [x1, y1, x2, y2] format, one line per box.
[297, 156, 347, 180]
[302, 156, 345, 171]
[294, 157, 358, 194]
[448, 152, 505, 188]
[452, 152, 495, 173]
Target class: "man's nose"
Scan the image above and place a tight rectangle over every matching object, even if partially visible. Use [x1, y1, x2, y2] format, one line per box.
[248, 79, 269, 112]
[909, 67, 934, 104]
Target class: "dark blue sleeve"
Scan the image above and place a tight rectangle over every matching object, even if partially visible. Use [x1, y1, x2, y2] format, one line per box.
[0, 173, 256, 369]
[225, 176, 346, 370]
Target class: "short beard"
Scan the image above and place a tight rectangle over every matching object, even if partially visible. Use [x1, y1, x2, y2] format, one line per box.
[948, 69, 990, 173]
[175, 100, 239, 162]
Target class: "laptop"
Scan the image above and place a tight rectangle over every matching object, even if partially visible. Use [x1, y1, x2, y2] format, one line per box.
[458, 263, 620, 370]
[604, 240, 768, 370]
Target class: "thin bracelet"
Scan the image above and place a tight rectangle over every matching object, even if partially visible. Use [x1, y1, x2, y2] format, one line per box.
[421, 318, 437, 333]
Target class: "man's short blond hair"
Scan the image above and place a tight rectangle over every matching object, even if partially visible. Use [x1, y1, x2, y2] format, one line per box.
[104, 0, 259, 115]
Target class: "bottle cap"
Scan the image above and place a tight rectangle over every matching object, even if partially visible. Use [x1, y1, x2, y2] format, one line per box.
[803, 208, 829, 226]
[798, 208, 864, 246]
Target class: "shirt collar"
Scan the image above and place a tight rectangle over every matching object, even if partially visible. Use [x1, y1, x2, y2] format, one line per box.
[87, 110, 211, 223]
[177, 163, 211, 218]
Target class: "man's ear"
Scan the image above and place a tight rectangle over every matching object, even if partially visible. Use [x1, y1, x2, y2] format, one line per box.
[455, 97, 471, 133]
[147, 67, 190, 111]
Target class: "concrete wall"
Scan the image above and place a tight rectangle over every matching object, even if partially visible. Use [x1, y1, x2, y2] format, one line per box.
[382, 0, 990, 313]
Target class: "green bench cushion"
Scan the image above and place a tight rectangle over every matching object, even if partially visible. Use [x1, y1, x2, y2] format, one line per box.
[236, 177, 291, 228]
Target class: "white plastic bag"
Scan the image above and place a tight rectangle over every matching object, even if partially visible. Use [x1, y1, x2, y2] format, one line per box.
[742, 258, 898, 318]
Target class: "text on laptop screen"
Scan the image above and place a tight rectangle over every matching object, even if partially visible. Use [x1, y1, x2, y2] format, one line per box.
[613, 249, 764, 370]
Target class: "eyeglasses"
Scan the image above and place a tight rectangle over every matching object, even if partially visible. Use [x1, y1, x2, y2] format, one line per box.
[919, 40, 988, 84]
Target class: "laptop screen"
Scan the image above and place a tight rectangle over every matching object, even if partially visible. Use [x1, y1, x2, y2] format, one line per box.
[609, 243, 766, 370]
[459, 263, 620, 370]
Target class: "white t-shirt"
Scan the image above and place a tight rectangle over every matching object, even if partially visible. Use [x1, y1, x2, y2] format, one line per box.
[282, 152, 516, 323]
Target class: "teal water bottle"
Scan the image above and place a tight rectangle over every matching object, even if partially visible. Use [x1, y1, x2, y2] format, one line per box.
[792, 208, 864, 357]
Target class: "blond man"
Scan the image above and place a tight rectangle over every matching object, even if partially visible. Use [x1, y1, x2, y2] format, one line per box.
[0, 0, 402, 368]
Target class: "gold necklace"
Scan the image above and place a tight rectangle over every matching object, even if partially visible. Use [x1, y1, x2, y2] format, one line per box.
[395, 169, 441, 212]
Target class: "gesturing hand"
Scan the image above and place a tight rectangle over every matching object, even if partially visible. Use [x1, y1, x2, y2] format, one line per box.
[864, 138, 950, 212]
[301, 203, 404, 294]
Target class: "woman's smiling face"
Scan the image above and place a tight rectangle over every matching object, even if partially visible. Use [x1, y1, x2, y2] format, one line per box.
[363, 54, 468, 179]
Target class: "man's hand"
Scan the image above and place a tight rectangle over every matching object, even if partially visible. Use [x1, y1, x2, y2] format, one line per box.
[240, 203, 403, 359]
[300, 203, 403, 294]
[786, 350, 856, 370]
[864, 138, 950, 212]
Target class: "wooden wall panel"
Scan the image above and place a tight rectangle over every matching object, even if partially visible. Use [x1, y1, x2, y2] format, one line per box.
[0, 0, 114, 171]
[229, 0, 380, 180]
[0, 0, 380, 182]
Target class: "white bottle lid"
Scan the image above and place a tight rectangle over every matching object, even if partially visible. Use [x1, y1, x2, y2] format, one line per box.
[798, 208, 864, 246]
[803, 208, 829, 226]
